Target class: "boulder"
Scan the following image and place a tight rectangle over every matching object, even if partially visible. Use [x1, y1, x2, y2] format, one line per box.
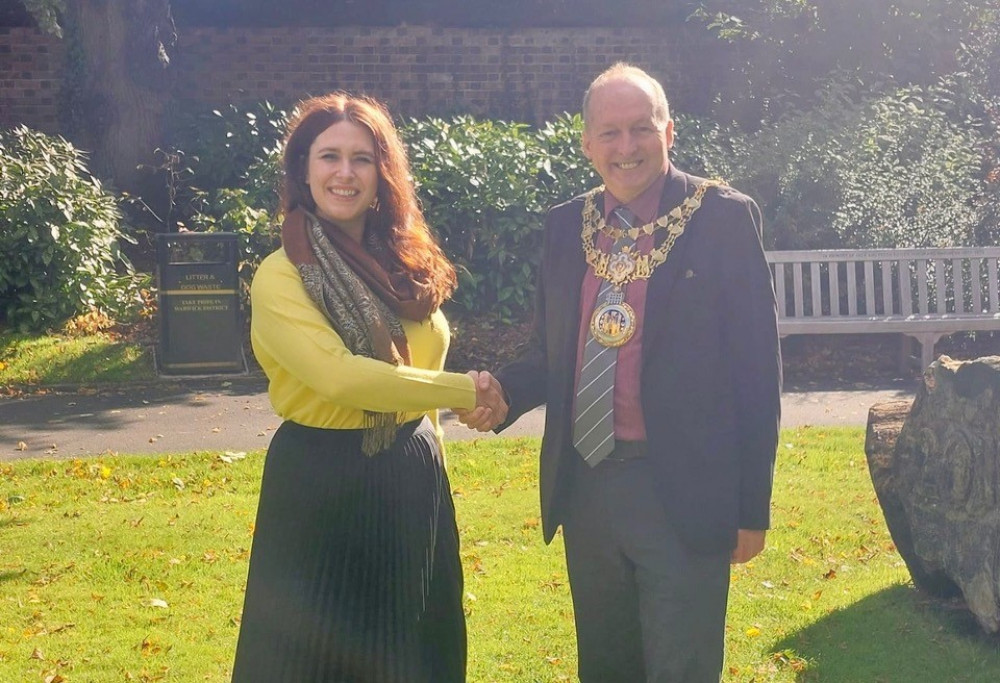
[865, 355, 1000, 634]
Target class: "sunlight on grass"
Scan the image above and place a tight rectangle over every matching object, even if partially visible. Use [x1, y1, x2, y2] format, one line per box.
[1, 429, 998, 681]
[0, 332, 155, 387]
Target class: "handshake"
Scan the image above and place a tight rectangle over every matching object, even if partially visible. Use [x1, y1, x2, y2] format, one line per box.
[453, 371, 508, 432]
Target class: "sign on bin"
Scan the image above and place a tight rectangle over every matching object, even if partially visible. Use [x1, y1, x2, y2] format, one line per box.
[156, 233, 245, 374]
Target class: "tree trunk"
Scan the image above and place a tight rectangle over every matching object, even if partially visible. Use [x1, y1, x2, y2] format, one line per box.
[65, 0, 176, 197]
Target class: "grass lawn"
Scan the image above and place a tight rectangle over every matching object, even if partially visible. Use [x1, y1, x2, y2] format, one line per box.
[0, 332, 155, 389]
[1, 428, 998, 681]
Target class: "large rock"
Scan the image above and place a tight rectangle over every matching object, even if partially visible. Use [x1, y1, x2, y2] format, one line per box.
[865, 355, 1000, 634]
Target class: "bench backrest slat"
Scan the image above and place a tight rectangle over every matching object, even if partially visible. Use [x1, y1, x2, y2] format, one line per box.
[846, 262, 858, 315]
[991, 258, 999, 312]
[900, 261, 912, 316]
[774, 263, 787, 316]
[864, 261, 876, 315]
[953, 258, 964, 314]
[766, 247, 1000, 320]
[881, 260, 893, 315]
[811, 262, 822, 317]
[935, 259, 947, 313]
[829, 262, 841, 316]
[917, 260, 929, 314]
[793, 263, 805, 317]
[971, 258, 983, 312]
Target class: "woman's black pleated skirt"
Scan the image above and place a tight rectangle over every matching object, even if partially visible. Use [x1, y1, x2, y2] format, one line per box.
[231, 417, 465, 683]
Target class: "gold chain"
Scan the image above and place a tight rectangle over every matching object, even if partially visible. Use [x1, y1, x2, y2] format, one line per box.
[581, 180, 722, 285]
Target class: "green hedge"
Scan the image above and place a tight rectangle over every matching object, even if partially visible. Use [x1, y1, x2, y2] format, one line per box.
[169, 105, 729, 320]
[153, 90, 993, 320]
[404, 114, 572, 318]
[730, 81, 984, 250]
[0, 127, 134, 332]
[6, 79, 989, 333]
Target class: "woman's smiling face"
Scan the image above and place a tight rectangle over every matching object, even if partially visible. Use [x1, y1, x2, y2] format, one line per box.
[305, 120, 379, 240]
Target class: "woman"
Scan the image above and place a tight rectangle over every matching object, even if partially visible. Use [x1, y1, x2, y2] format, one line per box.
[231, 92, 500, 683]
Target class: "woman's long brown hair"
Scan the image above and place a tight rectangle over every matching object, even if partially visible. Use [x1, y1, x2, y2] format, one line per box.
[282, 92, 457, 308]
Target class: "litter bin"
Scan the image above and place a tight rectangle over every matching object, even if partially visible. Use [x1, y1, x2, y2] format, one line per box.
[156, 232, 246, 375]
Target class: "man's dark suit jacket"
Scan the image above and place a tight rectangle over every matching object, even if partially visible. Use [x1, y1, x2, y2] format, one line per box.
[496, 164, 782, 556]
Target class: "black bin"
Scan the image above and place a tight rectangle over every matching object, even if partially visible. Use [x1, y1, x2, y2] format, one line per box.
[156, 233, 246, 375]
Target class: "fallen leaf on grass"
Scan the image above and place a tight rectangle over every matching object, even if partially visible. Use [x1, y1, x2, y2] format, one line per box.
[145, 598, 169, 609]
[771, 649, 810, 672]
[140, 636, 162, 656]
[218, 451, 246, 464]
[539, 575, 564, 591]
[30, 647, 44, 660]
[32, 622, 76, 637]
[788, 548, 816, 565]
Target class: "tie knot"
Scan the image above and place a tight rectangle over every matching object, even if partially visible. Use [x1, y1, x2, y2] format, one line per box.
[612, 206, 638, 231]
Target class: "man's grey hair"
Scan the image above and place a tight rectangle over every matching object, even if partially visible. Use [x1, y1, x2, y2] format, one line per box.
[582, 63, 671, 128]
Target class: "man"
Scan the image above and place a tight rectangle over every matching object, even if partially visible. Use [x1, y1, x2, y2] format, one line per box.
[465, 63, 781, 682]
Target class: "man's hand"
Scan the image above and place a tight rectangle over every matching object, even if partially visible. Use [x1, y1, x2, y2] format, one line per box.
[453, 371, 508, 432]
[730, 529, 766, 564]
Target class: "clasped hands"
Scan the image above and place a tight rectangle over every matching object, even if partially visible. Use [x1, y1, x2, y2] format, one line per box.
[453, 371, 508, 432]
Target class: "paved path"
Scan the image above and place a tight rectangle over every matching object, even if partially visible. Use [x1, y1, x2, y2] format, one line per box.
[0, 375, 919, 461]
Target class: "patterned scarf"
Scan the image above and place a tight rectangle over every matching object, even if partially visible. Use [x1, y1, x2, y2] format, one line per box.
[281, 208, 436, 454]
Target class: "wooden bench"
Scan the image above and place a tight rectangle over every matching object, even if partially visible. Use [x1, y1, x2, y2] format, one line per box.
[766, 248, 1000, 371]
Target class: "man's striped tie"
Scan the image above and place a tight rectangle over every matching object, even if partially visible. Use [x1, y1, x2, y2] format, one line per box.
[572, 205, 637, 466]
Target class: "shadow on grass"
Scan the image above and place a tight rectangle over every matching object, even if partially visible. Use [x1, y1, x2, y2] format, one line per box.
[0, 331, 156, 386]
[773, 585, 1000, 682]
[36, 341, 154, 386]
[0, 568, 27, 584]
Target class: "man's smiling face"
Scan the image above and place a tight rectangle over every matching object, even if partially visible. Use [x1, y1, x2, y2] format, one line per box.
[582, 77, 674, 203]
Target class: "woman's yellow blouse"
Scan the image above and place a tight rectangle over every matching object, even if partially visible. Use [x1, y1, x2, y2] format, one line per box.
[250, 249, 477, 438]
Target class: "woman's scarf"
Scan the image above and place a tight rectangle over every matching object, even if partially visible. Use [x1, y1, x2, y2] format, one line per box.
[281, 207, 436, 454]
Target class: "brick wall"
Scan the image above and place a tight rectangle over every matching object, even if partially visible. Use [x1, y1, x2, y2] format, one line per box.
[2, 24, 733, 133]
[0, 28, 64, 134]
